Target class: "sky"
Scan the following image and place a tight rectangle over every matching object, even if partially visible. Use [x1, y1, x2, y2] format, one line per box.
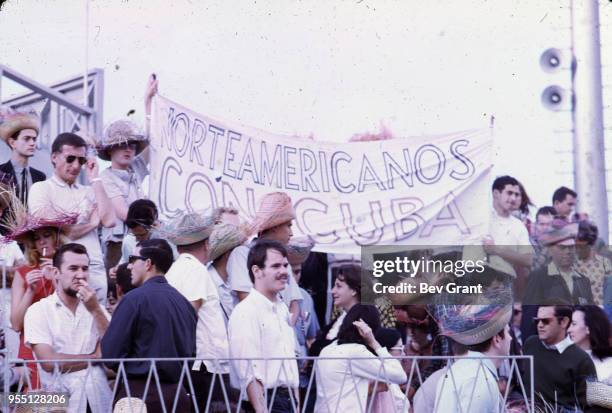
[1, 0, 611, 217]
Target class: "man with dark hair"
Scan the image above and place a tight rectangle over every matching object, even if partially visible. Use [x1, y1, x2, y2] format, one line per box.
[483, 175, 533, 278]
[102, 238, 196, 413]
[29, 133, 116, 305]
[530, 206, 557, 270]
[228, 192, 302, 324]
[0, 110, 46, 205]
[228, 239, 300, 413]
[24, 243, 112, 412]
[552, 186, 578, 221]
[434, 303, 513, 412]
[115, 199, 177, 267]
[523, 304, 597, 412]
[165, 212, 229, 411]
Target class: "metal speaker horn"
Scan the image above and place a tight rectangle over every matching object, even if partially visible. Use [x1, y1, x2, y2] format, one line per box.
[540, 48, 564, 73]
[541, 85, 570, 111]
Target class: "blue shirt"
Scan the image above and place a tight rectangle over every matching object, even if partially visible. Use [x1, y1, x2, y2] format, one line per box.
[101, 276, 197, 382]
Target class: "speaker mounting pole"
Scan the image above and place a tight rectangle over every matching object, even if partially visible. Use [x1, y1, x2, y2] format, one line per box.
[571, 0, 608, 241]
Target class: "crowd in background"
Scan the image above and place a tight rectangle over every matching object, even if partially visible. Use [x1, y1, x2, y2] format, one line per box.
[0, 76, 610, 413]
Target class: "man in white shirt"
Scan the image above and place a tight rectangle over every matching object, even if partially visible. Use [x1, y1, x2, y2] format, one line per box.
[484, 176, 533, 278]
[434, 303, 513, 413]
[228, 239, 300, 413]
[228, 191, 302, 325]
[28, 133, 116, 304]
[165, 211, 229, 411]
[24, 243, 112, 413]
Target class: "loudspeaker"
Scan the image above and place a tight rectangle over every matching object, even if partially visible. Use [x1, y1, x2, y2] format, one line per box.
[541, 85, 571, 111]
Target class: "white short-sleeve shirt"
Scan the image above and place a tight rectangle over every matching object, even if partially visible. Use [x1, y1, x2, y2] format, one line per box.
[23, 293, 112, 413]
[28, 175, 103, 265]
[166, 253, 230, 373]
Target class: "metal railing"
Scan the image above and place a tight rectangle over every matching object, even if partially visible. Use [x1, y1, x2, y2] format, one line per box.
[0, 355, 535, 413]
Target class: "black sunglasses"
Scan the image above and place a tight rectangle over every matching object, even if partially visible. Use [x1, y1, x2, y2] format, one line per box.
[533, 317, 560, 326]
[128, 254, 147, 264]
[64, 155, 87, 165]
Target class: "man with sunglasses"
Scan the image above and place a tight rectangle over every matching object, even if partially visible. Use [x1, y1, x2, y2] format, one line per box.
[102, 239, 196, 412]
[523, 303, 596, 412]
[98, 120, 149, 272]
[29, 133, 116, 305]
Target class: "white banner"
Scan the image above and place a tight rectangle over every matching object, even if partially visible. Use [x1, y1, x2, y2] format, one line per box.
[150, 96, 492, 254]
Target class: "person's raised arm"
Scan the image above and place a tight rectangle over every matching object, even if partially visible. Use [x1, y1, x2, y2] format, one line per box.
[84, 159, 116, 228]
[10, 268, 40, 332]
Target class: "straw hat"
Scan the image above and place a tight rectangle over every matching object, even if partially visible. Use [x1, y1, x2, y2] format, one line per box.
[97, 119, 148, 161]
[208, 222, 248, 262]
[162, 210, 216, 246]
[286, 237, 315, 266]
[435, 303, 512, 345]
[252, 192, 295, 233]
[0, 186, 78, 243]
[0, 108, 39, 143]
[113, 397, 147, 413]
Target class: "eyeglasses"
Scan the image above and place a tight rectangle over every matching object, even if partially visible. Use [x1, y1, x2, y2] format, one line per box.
[128, 255, 146, 264]
[533, 317, 558, 326]
[63, 155, 87, 165]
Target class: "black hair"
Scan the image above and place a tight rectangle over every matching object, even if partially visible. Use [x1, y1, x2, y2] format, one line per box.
[536, 206, 557, 219]
[374, 328, 401, 351]
[126, 199, 158, 229]
[53, 243, 89, 268]
[552, 186, 577, 204]
[247, 239, 288, 283]
[335, 264, 362, 300]
[573, 305, 612, 360]
[517, 181, 534, 215]
[337, 304, 381, 352]
[491, 175, 519, 192]
[51, 133, 87, 154]
[115, 263, 135, 295]
[467, 326, 506, 353]
[577, 220, 598, 246]
[137, 238, 174, 274]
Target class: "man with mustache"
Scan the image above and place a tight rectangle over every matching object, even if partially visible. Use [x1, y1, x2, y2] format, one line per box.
[228, 239, 300, 413]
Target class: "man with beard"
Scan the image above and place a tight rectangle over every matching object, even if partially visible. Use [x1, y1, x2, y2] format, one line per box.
[0, 109, 46, 206]
[24, 243, 112, 413]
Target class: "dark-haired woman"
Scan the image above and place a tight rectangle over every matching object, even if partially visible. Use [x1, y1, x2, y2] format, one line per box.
[314, 304, 407, 413]
[568, 305, 612, 385]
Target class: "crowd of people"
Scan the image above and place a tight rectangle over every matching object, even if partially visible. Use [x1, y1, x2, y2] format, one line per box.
[0, 76, 610, 413]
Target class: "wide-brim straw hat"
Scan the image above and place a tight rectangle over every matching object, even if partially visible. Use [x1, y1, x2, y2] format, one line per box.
[162, 210, 216, 246]
[434, 283, 514, 345]
[208, 222, 249, 262]
[97, 119, 148, 161]
[252, 192, 295, 233]
[0, 188, 78, 243]
[286, 237, 315, 266]
[0, 109, 39, 143]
